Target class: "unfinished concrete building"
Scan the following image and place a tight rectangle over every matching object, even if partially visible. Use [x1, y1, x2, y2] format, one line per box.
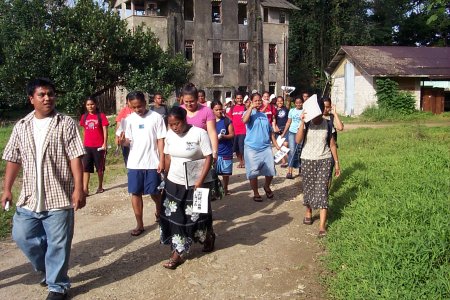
[113, 0, 299, 103]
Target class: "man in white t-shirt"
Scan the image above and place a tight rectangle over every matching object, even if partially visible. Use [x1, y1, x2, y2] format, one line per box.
[119, 91, 166, 236]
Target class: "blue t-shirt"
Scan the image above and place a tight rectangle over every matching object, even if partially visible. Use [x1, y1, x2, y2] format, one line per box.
[244, 109, 272, 151]
[216, 117, 233, 157]
[288, 108, 303, 133]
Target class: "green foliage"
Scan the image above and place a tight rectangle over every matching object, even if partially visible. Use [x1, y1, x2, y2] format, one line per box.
[0, 0, 191, 114]
[324, 125, 450, 299]
[376, 78, 416, 114]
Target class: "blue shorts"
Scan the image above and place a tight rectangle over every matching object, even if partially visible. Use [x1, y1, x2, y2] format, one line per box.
[216, 156, 233, 175]
[127, 169, 161, 195]
[233, 134, 245, 154]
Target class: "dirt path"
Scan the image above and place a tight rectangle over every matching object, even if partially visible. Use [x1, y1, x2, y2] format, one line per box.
[0, 164, 326, 299]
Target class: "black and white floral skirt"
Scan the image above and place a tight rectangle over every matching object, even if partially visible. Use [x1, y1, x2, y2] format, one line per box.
[300, 158, 332, 209]
[160, 179, 213, 255]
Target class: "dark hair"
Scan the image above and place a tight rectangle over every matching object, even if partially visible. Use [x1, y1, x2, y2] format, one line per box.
[322, 96, 332, 104]
[26, 78, 55, 96]
[84, 96, 99, 113]
[294, 96, 303, 103]
[154, 92, 163, 98]
[126, 91, 146, 103]
[210, 100, 222, 109]
[317, 97, 325, 113]
[262, 91, 270, 96]
[235, 91, 244, 98]
[198, 89, 206, 96]
[168, 106, 187, 121]
[182, 83, 198, 99]
[251, 92, 261, 101]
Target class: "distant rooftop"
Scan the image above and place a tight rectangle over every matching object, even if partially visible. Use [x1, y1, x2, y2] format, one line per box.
[261, 0, 300, 10]
[327, 46, 450, 79]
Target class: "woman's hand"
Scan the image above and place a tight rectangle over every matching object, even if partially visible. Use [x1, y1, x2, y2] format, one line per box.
[334, 162, 341, 177]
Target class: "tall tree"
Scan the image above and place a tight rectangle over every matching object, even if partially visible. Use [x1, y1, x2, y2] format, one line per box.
[0, 0, 191, 113]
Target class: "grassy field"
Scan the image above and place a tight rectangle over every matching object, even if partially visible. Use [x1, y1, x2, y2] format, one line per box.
[340, 109, 450, 123]
[325, 124, 450, 299]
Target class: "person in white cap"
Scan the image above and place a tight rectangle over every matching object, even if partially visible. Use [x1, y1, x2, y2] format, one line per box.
[224, 97, 233, 114]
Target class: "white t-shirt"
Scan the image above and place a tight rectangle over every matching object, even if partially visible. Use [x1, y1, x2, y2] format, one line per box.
[33, 116, 52, 212]
[164, 126, 212, 185]
[125, 111, 167, 169]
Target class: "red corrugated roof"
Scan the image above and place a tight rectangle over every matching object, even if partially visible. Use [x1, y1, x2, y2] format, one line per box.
[327, 46, 450, 79]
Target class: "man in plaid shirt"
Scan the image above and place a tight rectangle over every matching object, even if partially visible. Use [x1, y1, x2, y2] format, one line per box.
[1, 78, 86, 300]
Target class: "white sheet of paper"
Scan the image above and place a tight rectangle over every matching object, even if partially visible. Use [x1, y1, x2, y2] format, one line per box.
[192, 188, 209, 214]
[274, 146, 290, 163]
[276, 136, 286, 147]
[302, 94, 322, 123]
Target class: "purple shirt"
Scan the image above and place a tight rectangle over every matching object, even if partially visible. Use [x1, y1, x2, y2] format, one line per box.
[181, 104, 215, 130]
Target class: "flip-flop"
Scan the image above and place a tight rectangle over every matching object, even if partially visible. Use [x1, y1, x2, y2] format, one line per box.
[131, 228, 145, 236]
[96, 188, 105, 194]
[263, 186, 274, 199]
[237, 165, 245, 168]
[303, 217, 313, 225]
[224, 190, 231, 195]
[253, 195, 263, 202]
[318, 230, 327, 238]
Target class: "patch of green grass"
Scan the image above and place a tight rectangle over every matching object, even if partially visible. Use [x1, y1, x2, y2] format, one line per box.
[324, 125, 450, 299]
[342, 107, 450, 123]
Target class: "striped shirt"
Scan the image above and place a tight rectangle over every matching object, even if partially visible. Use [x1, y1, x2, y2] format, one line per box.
[2, 111, 86, 210]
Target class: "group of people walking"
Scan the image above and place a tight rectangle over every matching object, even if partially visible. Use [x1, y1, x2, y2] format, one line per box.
[1, 78, 343, 299]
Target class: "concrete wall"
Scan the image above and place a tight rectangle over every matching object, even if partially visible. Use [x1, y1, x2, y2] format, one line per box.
[330, 57, 422, 115]
[125, 15, 169, 50]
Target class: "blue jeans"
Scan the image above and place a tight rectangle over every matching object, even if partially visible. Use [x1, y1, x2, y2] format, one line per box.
[287, 132, 301, 168]
[12, 207, 74, 293]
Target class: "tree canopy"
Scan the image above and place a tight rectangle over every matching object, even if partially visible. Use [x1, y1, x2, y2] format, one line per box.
[0, 0, 191, 114]
[287, 0, 449, 93]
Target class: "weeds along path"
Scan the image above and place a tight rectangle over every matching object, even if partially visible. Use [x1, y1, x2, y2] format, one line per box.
[0, 162, 326, 299]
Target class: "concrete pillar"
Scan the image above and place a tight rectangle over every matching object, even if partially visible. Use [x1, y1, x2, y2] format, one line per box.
[130, 0, 135, 15]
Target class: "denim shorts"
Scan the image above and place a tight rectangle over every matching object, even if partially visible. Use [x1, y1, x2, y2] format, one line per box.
[127, 169, 161, 195]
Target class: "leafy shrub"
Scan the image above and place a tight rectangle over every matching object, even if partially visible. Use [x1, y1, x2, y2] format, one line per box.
[361, 106, 435, 122]
[376, 78, 416, 114]
[324, 126, 450, 299]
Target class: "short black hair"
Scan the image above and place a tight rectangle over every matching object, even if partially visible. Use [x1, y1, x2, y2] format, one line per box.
[168, 106, 187, 121]
[26, 78, 55, 97]
[210, 100, 222, 109]
[126, 91, 146, 103]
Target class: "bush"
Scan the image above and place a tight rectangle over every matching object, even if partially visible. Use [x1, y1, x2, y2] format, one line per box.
[324, 126, 450, 299]
[376, 79, 416, 114]
[361, 106, 435, 122]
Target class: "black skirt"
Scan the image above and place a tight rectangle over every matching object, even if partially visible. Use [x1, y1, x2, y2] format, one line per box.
[159, 179, 213, 254]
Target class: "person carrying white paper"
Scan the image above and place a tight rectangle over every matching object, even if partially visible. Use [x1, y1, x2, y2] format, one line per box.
[160, 105, 216, 270]
[295, 97, 341, 238]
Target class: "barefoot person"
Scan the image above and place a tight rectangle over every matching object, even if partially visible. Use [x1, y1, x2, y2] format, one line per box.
[79, 96, 109, 195]
[295, 97, 340, 237]
[211, 100, 235, 195]
[119, 91, 166, 236]
[242, 93, 280, 202]
[160, 107, 215, 269]
[1, 78, 86, 300]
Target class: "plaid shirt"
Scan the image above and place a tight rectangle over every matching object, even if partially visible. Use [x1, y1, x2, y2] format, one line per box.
[2, 111, 86, 210]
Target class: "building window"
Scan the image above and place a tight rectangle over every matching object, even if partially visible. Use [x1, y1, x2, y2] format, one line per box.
[225, 91, 232, 98]
[185, 40, 193, 61]
[269, 44, 277, 64]
[269, 82, 276, 95]
[212, 1, 221, 23]
[239, 42, 247, 63]
[238, 3, 247, 25]
[213, 52, 222, 75]
[184, 0, 194, 21]
[279, 10, 286, 24]
[238, 86, 247, 93]
[213, 90, 221, 101]
[263, 7, 268, 22]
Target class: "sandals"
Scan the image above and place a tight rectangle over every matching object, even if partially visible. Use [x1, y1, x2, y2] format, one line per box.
[130, 228, 145, 236]
[96, 188, 105, 194]
[224, 190, 231, 195]
[286, 173, 294, 179]
[253, 195, 263, 202]
[163, 255, 185, 270]
[318, 230, 327, 238]
[237, 164, 245, 168]
[202, 232, 216, 252]
[280, 163, 288, 168]
[303, 217, 313, 225]
[263, 186, 274, 199]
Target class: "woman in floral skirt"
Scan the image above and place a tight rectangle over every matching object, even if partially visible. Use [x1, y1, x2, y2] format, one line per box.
[160, 106, 215, 269]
